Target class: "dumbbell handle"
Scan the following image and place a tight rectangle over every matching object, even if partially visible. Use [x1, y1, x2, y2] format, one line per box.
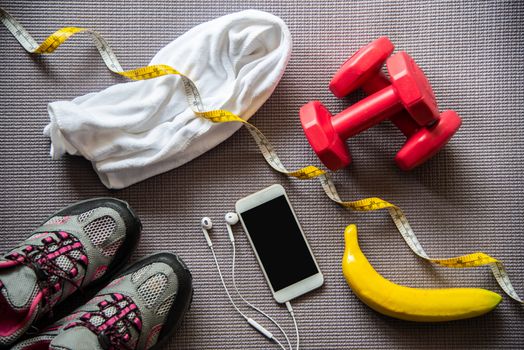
[332, 85, 404, 140]
[362, 72, 421, 137]
[361, 71, 390, 94]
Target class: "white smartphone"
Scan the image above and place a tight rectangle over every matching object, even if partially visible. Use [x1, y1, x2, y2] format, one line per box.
[235, 184, 324, 303]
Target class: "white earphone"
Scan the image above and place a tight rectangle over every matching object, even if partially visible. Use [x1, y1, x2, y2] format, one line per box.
[201, 213, 237, 245]
[200, 213, 297, 350]
[201, 217, 213, 247]
[224, 212, 239, 243]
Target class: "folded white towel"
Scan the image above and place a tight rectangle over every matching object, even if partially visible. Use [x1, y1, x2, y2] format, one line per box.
[44, 10, 291, 189]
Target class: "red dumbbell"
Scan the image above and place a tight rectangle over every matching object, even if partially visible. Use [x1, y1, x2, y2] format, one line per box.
[328, 37, 462, 170]
[300, 50, 462, 171]
[330, 36, 422, 137]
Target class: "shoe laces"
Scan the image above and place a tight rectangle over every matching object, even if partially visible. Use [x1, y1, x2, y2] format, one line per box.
[5, 231, 88, 309]
[64, 293, 143, 350]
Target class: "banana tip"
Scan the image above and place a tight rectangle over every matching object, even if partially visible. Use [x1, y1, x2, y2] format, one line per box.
[344, 224, 357, 241]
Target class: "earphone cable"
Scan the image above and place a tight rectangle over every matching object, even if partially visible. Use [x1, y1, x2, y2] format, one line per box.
[209, 243, 287, 350]
[209, 245, 249, 320]
[286, 301, 299, 350]
[274, 336, 287, 350]
[232, 242, 293, 350]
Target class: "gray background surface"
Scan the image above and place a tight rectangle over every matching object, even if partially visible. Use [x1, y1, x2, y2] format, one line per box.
[0, 0, 523, 349]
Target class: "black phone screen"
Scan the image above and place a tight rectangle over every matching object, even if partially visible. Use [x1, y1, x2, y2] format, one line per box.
[240, 195, 319, 292]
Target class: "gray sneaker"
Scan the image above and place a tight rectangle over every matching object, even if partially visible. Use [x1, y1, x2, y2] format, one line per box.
[12, 253, 193, 350]
[0, 198, 142, 347]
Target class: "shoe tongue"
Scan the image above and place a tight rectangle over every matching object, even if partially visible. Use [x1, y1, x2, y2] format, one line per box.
[0, 264, 38, 307]
[50, 326, 103, 350]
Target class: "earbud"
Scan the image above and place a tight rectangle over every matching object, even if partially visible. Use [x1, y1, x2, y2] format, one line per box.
[201, 217, 213, 230]
[225, 212, 239, 243]
[225, 212, 239, 225]
[201, 217, 213, 247]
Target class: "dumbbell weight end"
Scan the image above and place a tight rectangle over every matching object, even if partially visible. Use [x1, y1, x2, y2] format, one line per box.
[300, 101, 352, 171]
[395, 110, 462, 170]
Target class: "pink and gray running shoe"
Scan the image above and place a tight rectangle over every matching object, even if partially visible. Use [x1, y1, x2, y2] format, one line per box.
[12, 252, 193, 350]
[0, 198, 141, 347]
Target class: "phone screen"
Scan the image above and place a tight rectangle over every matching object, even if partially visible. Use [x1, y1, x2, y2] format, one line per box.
[239, 195, 319, 292]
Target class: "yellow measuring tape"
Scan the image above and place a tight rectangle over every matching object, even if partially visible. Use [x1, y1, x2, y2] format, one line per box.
[1, 8, 521, 303]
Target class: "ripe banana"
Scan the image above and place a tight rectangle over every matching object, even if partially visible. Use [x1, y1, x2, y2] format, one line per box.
[342, 224, 501, 322]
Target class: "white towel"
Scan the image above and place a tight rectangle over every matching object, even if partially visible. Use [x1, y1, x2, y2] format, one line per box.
[44, 10, 291, 189]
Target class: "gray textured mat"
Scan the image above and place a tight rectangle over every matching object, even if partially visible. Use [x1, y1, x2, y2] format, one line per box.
[0, 1, 523, 349]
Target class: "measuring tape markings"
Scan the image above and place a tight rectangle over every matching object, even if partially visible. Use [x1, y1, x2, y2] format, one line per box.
[1, 7, 521, 303]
